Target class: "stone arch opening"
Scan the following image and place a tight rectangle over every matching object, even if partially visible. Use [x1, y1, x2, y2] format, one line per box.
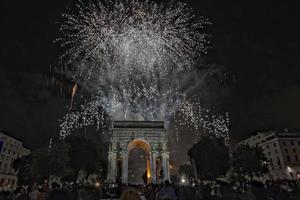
[127, 139, 151, 184]
[128, 139, 151, 152]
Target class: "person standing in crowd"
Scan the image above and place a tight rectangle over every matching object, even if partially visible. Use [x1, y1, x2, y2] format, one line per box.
[28, 184, 40, 200]
[120, 188, 142, 200]
[14, 187, 29, 200]
[47, 182, 68, 200]
[157, 180, 177, 200]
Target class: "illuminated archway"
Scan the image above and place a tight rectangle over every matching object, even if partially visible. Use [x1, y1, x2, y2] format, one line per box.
[107, 121, 170, 184]
[127, 139, 151, 184]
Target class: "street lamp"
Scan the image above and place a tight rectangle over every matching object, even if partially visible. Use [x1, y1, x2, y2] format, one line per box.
[181, 177, 186, 184]
[95, 182, 100, 187]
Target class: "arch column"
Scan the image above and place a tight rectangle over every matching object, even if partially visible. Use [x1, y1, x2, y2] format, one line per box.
[121, 151, 128, 184]
[107, 151, 117, 181]
[162, 152, 170, 181]
[151, 152, 157, 183]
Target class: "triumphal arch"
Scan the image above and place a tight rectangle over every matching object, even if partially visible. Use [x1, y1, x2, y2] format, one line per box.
[106, 121, 170, 184]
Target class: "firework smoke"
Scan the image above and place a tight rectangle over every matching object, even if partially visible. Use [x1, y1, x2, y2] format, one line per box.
[57, 0, 221, 139]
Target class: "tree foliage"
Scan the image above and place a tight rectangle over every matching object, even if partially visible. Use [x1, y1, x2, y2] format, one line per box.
[178, 164, 194, 179]
[13, 135, 108, 186]
[31, 142, 70, 178]
[230, 144, 268, 178]
[13, 155, 34, 186]
[188, 135, 229, 180]
[64, 135, 106, 178]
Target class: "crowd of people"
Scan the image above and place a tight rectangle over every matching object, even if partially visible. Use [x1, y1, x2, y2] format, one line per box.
[0, 182, 102, 200]
[139, 179, 300, 200]
[0, 179, 299, 200]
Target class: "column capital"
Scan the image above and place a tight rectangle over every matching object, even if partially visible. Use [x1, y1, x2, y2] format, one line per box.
[162, 151, 170, 157]
[108, 151, 116, 155]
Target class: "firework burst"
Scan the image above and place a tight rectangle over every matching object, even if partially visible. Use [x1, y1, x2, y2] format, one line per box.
[58, 0, 209, 73]
[175, 97, 230, 144]
[57, 0, 211, 138]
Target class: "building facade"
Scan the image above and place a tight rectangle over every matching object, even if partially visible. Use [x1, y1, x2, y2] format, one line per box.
[0, 131, 31, 191]
[239, 131, 300, 180]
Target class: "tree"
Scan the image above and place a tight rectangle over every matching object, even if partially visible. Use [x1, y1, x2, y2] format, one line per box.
[188, 135, 229, 180]
[178, 164, 194, 179]
[31, 148, 51, 178]
[13, 155, 34, 186]
[230, 144, 268, 179]
[48, 142, 71, 177]
[65, 135, 106, 180]
[31, 142, 70, 178]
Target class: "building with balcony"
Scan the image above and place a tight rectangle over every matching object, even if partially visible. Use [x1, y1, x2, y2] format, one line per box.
[0, 131, 31, 191]
[239, 131, 300, 180]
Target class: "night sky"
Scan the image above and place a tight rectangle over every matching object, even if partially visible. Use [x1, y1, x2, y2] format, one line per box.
[1, 0, 300, 153]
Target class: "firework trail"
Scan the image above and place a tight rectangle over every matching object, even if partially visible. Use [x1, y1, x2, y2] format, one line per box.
[57, 0, 215, 138]
[59, 98, 109, 138]
[175, 97, 230, 144]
